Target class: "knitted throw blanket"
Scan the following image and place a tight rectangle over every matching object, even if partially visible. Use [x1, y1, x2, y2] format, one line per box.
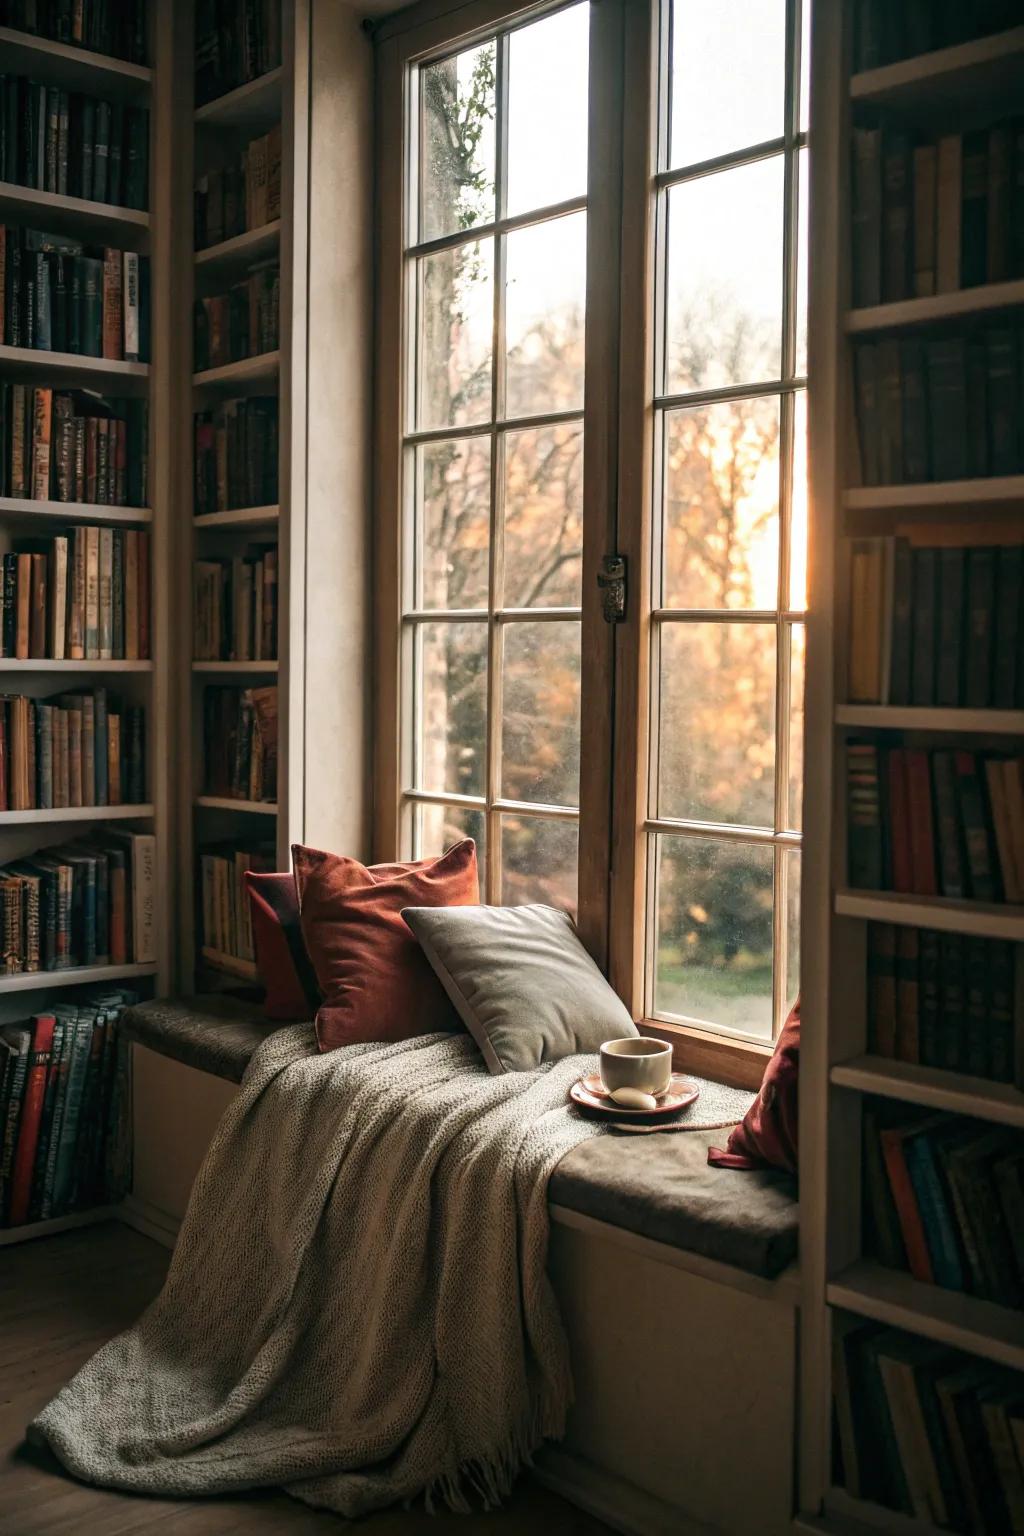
[30, 1027, 603, 1517]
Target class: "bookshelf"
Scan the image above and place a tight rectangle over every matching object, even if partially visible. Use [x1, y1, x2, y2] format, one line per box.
[0, 2, 174, 1244]
[177, 1, 302, 992]
[801, 8, 1024, 1529]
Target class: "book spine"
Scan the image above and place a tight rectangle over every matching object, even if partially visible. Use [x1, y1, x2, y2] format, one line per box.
[7, 1014, 55, 1226]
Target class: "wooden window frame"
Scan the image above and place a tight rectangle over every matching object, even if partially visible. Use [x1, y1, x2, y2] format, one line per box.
[372, 0, 806, 1090]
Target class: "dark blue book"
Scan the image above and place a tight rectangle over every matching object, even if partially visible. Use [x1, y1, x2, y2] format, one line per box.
[904, 1129, 965, 1292]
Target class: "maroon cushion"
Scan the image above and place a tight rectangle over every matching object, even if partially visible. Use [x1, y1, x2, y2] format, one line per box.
[708, 997, 800, 1174]
[244, 871, 321, 1022]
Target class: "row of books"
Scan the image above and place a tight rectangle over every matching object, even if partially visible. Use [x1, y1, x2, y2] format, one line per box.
[202, 685, 277, 804]
[853, 330, 1024, 488]
[847, 537, 1023, 708]
[195, 0, 282, 107]
[0, 826, 155, 971]
[0, 387, 148, 506]
[194, 549, 278, 662]
[0, 993, 134, 1230]
[863, 1104, 1024, 1311]
[846, 744, 1024, 904]
[0, 2, 147, 64]
[867, 924, 1021, 1085]
[852, 0, 1020, 72]
[1, 527, 150, 660]
[194, 263, 279, 372]
[1, 227, 150, 361]
[851, 122, 1024, 308]
[193, 396, 277, 514]
[198, 842, 273, 976]
[194, 125, 282, 250]
[0, 690, 144, 810]
[0, 77, 149, 210]
[833, 1318, 1024, 1529]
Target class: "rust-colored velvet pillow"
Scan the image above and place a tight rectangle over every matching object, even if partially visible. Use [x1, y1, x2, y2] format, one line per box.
[244, 871, 321, 1022]
[707, 996, 800, 1174]
[292, 839, 480, 1052]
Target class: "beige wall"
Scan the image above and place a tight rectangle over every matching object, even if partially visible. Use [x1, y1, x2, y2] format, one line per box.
[301, 0, 374, 859]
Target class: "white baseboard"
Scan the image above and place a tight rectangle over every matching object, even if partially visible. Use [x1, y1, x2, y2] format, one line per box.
[534, 1446, 725, 1536]
[118, 1193, 181, 1249]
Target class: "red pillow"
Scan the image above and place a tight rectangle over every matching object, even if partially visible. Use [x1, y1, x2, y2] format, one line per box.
[292, 839, 480, 1052]
[244, 871, 321, 1022]
[707, 997, 800, 1174]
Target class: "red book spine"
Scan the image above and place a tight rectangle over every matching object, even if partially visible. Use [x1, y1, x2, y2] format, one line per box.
[905, 749, 938, 895]
[880, 1127, 934, 1283]
[887, 749, 914, 892]
[8, 1013, 56, 1225]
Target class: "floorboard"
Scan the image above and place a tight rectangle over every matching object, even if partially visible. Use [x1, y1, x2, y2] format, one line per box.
[1, 1222, 609, 1535]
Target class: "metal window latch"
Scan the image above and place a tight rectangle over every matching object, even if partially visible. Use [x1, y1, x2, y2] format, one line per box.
[598, 554, 627, 623]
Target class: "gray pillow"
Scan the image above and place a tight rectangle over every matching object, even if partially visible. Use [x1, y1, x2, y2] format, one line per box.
[401, 902, 638, 1073]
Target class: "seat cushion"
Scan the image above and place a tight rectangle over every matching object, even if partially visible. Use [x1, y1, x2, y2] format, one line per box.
[550, 1129, 798, 1279]
[124, 995, 798, 1278]
[121, 995, 280, 1083]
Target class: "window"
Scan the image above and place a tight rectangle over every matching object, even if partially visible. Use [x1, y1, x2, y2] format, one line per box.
[644, 0, 809, 1045]
[401, 4, 590, 910]
[374, 0, 809, 1077]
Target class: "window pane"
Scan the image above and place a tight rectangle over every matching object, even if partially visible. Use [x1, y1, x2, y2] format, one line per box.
[796, 147, 808, 378]
[500, 814, 578, 913]
[503, 422, 583, 608]
[418, 43, 496, 243]
[415, 238, 494, 431]
[670, 0, 785, 169]
[414, 802, 487, 881]
[507, 4, 589, 217]
[415, 621, 487, 797]
[653, 834, 774, 1039]
[657, 621, 776, 827]
[417, 437, 491, 610]
[665, 158, 784, 396]
[504, 212, 586, 420]
[785, 849, 800, 1016]
[662, 397, 780, 609]
[790, 390, 808, 610]
[788, 623, 805, 833]
[501, 620, 580, 807]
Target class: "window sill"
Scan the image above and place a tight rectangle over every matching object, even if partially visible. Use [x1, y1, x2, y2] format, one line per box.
[640, 1020, 772, 1093]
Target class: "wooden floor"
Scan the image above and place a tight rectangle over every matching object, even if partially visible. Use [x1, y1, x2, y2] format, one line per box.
[1, 1221, 610, 1536]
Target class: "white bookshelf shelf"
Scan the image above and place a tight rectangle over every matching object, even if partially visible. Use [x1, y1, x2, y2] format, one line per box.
[850, 25, 1024, 113]
[193, 505, 279, 531]
[0, 803, 154, 828]
[194, 67, 282, 130]
[827, 1260, 1024, 1375]
[835, 704, 1024, 734]
[0, 659, 153, 673]
[843, 475, 1024, 515]
[0, 497, 152, 526]
[831, 1055, 1024, 1130]
[846, 278, 1024, 335]
[0, 181, 150, 245]
[834, 889, 1024, 941]
[194, 796, 277, 815]
[191, 659, 278, 674]
[0, 345, 149, 390]
[0, 26, 152, 100]
[198, 948, 258, 981]
[192, 351, 280, 392]
[0, 1204, 120, 1249]
[195, 221, 281, 277]
[0, 962, 157, 996]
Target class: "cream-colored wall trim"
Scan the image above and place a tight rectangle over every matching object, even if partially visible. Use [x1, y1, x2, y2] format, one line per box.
[550, 1203, 800, 1306]
[534, 1447, 724, 1536]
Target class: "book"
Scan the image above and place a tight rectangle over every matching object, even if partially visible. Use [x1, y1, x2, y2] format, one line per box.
[6, 1012, 55, 1226]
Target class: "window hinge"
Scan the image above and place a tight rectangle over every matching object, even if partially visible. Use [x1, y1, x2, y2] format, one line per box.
[598, 554, 627, 623]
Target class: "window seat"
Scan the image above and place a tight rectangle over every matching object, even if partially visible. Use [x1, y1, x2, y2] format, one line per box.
[122, 996, 797, 1282]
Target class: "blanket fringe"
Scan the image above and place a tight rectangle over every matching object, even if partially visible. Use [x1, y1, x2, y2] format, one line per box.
[422, 1380, 569, 1515]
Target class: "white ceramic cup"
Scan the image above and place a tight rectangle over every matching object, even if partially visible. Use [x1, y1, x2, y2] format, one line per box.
[599, 1037, 673, 1097]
